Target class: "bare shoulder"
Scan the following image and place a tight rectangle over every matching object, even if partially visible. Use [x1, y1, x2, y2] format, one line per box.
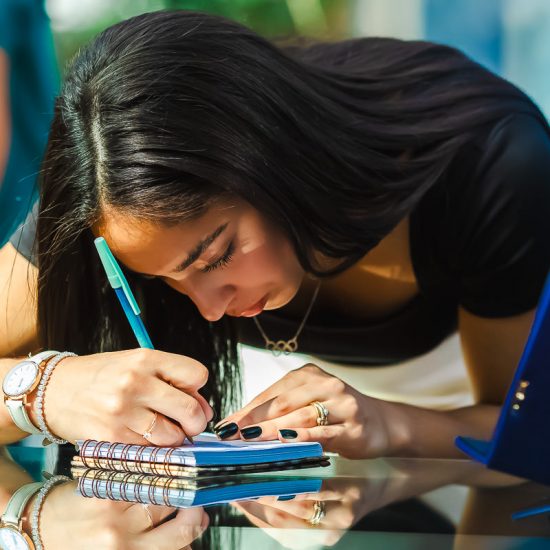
[0, 242, 39, 356]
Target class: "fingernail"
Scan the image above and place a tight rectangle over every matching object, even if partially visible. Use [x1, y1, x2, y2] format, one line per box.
[278, 495, 296, 501]
[214, 420, 228, 431]
[216, 422, 238, 439]
[279, 429, 298, 439]
[241, 426, 262, 439]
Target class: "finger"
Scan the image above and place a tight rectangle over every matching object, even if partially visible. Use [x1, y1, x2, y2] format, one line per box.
[239, 398, 343, 441]
[149, 350, 210, 393]
[236, 500, 309, 529]
[135, 507, 208, 550]
[236, 385, 335, 429]
[251, 498, 323, 521]
[214, 367, 313, 429]
[125, 409, 186, 446]
[192, 391, 214, 422]
[231, 501, 272, 530]
[122, 503, 176, 534]
[141, 378, 208, 436]
[278, 424, 345, 451]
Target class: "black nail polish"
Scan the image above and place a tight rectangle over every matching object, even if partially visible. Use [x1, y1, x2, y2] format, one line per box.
[216, 422, 238, 439]
[214, 420, 228, 432]
[278, 495, 296, 501]
[241, 426, 262, 439]
[279, 429, 298, 439]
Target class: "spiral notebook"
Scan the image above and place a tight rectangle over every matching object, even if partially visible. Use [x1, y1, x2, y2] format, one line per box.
[75, 433, 328, 476]
[72, 468, 323, 508]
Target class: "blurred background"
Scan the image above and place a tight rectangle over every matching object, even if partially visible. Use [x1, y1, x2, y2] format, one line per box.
[47, 0, 550, 116]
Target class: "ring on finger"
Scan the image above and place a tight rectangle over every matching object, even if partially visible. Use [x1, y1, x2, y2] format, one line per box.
[310, 401, 329, 426]
[308, 501, 326, 526]
[142, 412, 158, 441]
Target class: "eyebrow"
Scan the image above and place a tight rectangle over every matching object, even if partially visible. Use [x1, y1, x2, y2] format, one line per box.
[171, 222, 229, 273]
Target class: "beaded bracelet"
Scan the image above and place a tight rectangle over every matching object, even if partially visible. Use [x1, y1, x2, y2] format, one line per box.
[34, 351, 77, 445]
[30, 475, 71, 550]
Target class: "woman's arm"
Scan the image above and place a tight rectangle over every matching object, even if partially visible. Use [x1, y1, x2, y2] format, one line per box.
[215, 306, 535, 458]
[400, 307, 535, 457]
[0, 49, 10, 185]
[0, 242, 41, 443]
[0, 242, 39, 357]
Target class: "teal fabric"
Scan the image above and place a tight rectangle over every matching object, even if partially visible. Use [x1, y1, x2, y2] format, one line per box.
[0, 0, 58, 247]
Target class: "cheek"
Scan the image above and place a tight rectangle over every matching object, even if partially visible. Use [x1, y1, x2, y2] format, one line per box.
[236, 236, 300, 283]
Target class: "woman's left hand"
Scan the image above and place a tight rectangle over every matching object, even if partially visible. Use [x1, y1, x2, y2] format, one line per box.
[215, 364, 408, 458]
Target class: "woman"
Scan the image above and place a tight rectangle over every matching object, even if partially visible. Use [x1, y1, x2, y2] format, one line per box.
[0, 11, 549, 457]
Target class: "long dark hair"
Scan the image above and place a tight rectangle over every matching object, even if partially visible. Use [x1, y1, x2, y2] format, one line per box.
[37, 10, 547, 414]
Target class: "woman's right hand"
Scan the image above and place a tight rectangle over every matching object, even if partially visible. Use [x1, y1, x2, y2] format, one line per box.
[30, 348, 213, 445]
[39, 479, 208, 550]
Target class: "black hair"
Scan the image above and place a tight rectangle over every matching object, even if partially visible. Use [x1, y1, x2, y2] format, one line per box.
[37, 10, 547, 414]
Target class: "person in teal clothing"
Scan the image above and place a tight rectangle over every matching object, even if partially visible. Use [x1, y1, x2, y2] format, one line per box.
[0, 0, 58, 247]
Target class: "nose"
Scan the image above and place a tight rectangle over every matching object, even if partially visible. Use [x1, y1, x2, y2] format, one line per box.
[170, 279, 235, 322]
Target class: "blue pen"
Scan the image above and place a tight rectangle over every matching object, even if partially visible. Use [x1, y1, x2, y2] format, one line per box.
[94, 237, 154, 349]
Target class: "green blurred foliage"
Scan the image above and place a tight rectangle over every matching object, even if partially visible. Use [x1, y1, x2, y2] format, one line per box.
[52, 0, 351, 72]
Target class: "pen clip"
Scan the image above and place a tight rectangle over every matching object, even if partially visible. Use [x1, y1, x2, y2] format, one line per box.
[94, 237, 141, 316]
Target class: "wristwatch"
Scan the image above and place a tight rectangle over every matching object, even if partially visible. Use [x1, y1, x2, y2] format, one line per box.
[2, 351, 59, 435]
[0, 482, 43, 549]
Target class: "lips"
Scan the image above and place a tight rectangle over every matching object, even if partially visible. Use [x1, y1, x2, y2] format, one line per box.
[236, 295, 268, 317]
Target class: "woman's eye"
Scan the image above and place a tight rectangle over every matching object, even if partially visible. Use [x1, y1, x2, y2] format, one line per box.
[201, 241, 235, 273]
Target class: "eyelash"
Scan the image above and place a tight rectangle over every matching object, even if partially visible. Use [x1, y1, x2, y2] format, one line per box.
[139, 240, 235, 280]
[200, 241, 235, 273]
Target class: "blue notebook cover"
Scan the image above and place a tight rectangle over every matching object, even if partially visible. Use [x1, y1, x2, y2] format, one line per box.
[456, 272, 550, 486]
[75, 470, 323, 508]
[76, 433, 324, 467]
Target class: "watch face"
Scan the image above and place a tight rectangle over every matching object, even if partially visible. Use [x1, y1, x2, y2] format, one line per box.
[2, 361, 39, 397]
[0, 526, 31, 549]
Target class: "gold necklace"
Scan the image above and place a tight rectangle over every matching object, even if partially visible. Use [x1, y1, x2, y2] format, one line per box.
[253, 280, 321, 356]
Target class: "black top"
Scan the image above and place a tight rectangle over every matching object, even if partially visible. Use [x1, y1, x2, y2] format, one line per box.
[10, 113, 550, 365]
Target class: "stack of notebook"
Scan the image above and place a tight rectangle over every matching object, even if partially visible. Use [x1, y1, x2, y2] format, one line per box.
[71, 433, 328, 506]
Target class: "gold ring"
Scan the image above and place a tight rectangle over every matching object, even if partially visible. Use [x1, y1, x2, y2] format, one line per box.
[142, 412, 158, 441]
[308, 501, 326, 526]
[310, 401, 329, 426]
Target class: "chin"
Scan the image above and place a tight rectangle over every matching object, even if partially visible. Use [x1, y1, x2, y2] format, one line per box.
[264, 286, 300, 311]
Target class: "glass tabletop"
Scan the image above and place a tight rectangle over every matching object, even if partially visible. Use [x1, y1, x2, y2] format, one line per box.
[1, 436, 549, 549]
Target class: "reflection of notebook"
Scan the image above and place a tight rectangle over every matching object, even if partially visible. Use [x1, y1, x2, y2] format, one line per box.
[75, 433, 328, 476]
[456, 272, 550, 486]
[72, 468, 323, 508]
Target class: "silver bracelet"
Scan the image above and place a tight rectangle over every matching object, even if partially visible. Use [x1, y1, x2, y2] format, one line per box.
[35, 351, 77, 445]
[30, 475, 70, 550]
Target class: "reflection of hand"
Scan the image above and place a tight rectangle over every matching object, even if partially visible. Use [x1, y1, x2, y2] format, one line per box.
[39, 480, 208, 549]
[30, 349, 213, 446]
[233, 477, 386, 548]
[217, 364, 406, 458]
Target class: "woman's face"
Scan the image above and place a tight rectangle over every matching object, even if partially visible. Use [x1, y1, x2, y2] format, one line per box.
[95, 199, 305, 321]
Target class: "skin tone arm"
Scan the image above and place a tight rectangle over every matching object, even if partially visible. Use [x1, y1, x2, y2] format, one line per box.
[217, 306, 535, 458]
[0, 241, 213, 446]
[388, 306, 534, 457]
[0, 50, 10, 186]
[0, 242, 40, 443]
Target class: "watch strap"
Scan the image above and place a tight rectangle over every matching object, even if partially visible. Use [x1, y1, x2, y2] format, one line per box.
[1, 482, 43, 526]
[5, 399, 41, 435]
[28, 351, 59, 368]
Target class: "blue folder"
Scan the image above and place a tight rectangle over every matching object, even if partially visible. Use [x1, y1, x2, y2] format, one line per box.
[456, 272, 550, 486]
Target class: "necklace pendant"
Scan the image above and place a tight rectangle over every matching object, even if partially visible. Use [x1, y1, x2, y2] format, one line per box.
[266, 338, 298, 356]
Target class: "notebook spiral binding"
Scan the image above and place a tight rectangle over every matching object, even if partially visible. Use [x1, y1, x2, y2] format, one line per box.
[77, 469, 178, 507]
[79, 440, 178, 475]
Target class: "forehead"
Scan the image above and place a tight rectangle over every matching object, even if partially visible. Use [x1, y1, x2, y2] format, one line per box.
[94, 202, 239, 275]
